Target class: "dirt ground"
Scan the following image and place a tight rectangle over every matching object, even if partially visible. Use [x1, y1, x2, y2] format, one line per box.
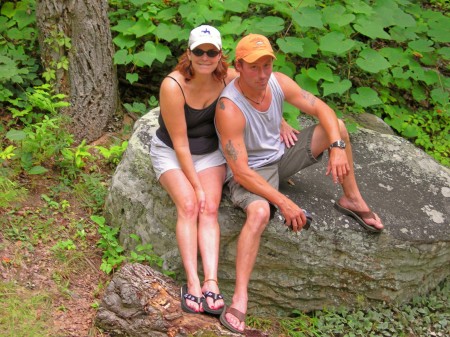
[0, 186, 111, 336]
[0, 145, 116, 337]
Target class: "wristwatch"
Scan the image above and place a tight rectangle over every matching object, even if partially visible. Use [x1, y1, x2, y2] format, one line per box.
[329, 139, 346, 149]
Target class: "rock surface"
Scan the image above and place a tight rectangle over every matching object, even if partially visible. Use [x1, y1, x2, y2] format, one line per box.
[104, 108, 450, 316]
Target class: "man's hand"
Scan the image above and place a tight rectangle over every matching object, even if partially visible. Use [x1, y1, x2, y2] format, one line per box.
[280, 198, 308, 232]
[326, 148, 350, 184]
[280, 119, 299, 148]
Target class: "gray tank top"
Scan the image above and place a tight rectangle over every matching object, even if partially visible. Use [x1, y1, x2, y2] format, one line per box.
[218, 74, 285, 180]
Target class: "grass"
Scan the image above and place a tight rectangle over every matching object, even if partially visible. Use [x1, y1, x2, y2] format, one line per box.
[0, 282, 54, 337]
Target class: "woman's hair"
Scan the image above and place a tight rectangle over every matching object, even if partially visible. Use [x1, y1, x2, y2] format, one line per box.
[174, 50, 229, 81]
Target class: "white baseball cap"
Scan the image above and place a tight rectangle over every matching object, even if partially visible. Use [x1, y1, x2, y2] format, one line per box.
[188, 25, 222, 50]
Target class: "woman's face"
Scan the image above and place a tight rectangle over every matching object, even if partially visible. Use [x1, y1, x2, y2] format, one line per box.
[189, 43, 221, 75]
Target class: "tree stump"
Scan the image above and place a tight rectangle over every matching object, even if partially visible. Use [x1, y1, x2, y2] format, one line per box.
[95, 263, 268, 337]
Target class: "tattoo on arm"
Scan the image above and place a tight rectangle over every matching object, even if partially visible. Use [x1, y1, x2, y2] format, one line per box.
[301, 89, 316, 106]
[225, 140, 238, 161]
[218, 99, 225, 110]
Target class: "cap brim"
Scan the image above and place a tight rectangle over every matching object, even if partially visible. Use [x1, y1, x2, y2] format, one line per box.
[189, 39, 221, 51]
[241, 51, 276, 63]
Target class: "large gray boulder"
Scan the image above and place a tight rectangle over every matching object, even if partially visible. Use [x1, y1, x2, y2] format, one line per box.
[104, 107, 450, 315]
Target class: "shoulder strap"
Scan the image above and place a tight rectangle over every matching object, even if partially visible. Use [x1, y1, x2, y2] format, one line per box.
[166, 75, 186, 102]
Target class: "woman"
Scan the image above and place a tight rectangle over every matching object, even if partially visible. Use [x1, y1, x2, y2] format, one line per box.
[150, 25, 237, 314]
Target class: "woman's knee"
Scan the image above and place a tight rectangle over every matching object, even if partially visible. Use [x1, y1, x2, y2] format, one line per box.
[177, 198, 199, 218]
[202, 200, 220, 218]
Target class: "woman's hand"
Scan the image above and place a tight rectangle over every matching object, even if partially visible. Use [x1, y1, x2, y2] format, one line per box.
[280, 119, 299, 148]
[195, 187, 206, 213]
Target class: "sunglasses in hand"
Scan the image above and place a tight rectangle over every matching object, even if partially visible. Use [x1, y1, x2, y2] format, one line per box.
[191, 48, 220, 57]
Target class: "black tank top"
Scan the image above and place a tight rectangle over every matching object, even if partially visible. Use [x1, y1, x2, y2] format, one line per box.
[156, 76, 225, 155]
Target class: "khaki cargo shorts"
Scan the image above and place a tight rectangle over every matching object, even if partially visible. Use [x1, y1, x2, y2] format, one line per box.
[226, 125, 322, 216]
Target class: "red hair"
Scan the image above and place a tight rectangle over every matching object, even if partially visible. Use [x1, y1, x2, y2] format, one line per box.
[174, 50, 229, 81]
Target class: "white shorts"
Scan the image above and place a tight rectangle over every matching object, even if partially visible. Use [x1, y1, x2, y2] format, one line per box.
[150, 135, 226, 180]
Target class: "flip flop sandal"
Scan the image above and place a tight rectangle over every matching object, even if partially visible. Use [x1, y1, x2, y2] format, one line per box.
[202, 291, 224, 315]
[180, 284, 203, 314]
[334, 202, 383, 233]
[220, 305, 246, 334]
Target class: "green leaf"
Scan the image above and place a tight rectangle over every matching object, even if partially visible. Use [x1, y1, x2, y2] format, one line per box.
[319, 32, 355, 55]
[6, 129, 26, 141]
[126, 73, 139, 84]
[346, 0, 373, 15]
[295, 69, 319, 96]
[408, 39, 434, 53]
[154, 44, 171, 63]
[299, 38, 319, 58]
[111, 19, 135, 34]
[438, 47, 450, 60]
[153, 23, 183, 43]
[15, 9, 36, 29]
[379, 47, 410, 67]
[129, 233, 140, 241]
[113, 49, 133, 65]
[428, 16, 450, 43]
[220, 16, 247, 37]
[292, 8, 324, 29]
[351, 87, 382, 107]
[155, 8, 178, 21]
[253, 16, 285, 34]
[391, 67, 409, 80]
[422, 69, 439, 86]
[403, 124, 419, 138]
[28, 166, 49, 175]
[389, 26, 418, 43]
[282, 104, 300, 130]
[356, 49, 391, 73]
[322, 4, 355, 27]
[0, 55, 19, 80]
[411, 84, 427, 102]
[223, 0, 249, 13]
[134, 50, 155, 67]
[353, 18, 391, 40]
[430, 88, 449, 106]
[307, 63, 334, 82]
[113, 34, 136, 49]
[273, 54, 296, 78]
[372, 0, 415, 28]
[128, 18, 155, 38]
[0, 2, 15, 18]
[322, 77, 352, 96]
[277, 37, 304, 55]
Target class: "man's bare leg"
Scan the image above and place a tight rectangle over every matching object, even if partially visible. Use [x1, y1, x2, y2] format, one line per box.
[223, 200, 271, 332]
[311, 120, 384, 230]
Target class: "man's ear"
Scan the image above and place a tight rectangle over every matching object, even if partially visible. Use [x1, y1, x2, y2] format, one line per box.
[234, 60, 242, 72]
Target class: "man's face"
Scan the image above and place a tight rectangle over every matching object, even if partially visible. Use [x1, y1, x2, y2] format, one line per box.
[238, 56, 273, 89]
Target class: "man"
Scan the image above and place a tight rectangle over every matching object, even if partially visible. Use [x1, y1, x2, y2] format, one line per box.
[215, 34, 384, 334]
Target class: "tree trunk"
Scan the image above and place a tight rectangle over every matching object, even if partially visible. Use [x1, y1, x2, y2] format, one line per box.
[36, 0, 120, 143]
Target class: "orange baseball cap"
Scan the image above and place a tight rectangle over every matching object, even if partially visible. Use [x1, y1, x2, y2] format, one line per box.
[235, 34, 276, 63]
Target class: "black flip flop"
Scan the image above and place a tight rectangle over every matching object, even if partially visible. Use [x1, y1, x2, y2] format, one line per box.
[334, 202, 383, 233]
[219, 305, 246, 334]
[180, 284, 203, 314]
[202, 291, 224, 315]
